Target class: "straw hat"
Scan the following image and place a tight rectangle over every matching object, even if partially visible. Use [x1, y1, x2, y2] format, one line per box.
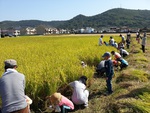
[49, 92, 62, 105]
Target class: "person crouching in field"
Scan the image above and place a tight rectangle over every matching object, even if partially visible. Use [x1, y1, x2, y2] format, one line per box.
[120, 58, 128, 70]
[0, 59, 29, 113]
[111, 51, 122, 62]
[102, 52, 114, 95]
[119, 48, 129, 58]
[47, 92, 74, 113]
[69, 76, 89, 108]
[109, 36, 115, 46]
[112, 59, 128, 71]
[96, 60, 106, 77]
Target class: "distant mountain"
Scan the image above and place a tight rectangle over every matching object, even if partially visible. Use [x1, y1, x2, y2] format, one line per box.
[59, 8, 150, 29]
[1, 8, 150, 29]
[0, 20, 66, 29]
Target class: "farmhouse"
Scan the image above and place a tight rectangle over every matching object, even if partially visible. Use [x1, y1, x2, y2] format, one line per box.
[79, 27, 95, 33]
[13, 30, 20, 36]
[45, 28, 59, 34]
[26, 27, 36, 35]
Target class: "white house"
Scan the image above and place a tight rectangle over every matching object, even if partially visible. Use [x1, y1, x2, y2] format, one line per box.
[79, 27, 95, 33]
[45, 28, 59, 34]
[13, 30, 20, 36]
[85, 27, 95, 33]
[26, 27, 36, 35]
[80, 28, 85, 33]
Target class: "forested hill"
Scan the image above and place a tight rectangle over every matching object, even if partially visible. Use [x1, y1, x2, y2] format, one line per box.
[61, 8, 150, 29]
[0, 20, 66, 29]
[1, 8, 150, 29]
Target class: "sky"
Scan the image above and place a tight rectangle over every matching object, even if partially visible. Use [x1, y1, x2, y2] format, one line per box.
[0, 0, 150, 22]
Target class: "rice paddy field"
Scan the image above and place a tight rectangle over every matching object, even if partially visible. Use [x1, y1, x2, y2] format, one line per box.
[0, 34, 150, 113]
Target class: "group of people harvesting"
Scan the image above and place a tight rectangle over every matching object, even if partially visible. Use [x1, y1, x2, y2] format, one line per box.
[0, 59, 89, 113]
[96, 31, 147, 97]
[0, 32, 147, 113]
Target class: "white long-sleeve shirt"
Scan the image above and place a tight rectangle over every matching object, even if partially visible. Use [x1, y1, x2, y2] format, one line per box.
[69, 80, 89, 105]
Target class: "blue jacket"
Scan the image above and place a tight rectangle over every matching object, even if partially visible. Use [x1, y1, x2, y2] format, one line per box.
[105, 59, 114, 78]
[121, 59, 128, 65]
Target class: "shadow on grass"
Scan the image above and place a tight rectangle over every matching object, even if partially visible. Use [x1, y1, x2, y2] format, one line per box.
[89, 91, 103, 100]
[106, 102, 144, 113]
[116, 87, 150, 100]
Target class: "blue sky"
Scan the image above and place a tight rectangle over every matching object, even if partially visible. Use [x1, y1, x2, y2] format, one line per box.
[0, 0, 150, 22]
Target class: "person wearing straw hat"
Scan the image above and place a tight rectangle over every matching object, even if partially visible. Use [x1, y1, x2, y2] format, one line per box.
[47, 92, 74, 113]
[0, 59, 29, 113]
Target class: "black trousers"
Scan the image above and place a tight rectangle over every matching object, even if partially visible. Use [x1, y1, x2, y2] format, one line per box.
[142, 45, 145, 53]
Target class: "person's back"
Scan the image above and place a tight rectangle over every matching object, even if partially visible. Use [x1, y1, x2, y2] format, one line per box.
[120, 59, 128, 70]
[110, 37, 114, 46]
[96, 60, 106, 76]
[97, 60, 105, 70]
[69, 81, 86, 104]
[0, 59, 28, 113]
[141, 35, 146, 46]
[69, 76, 89, 107]
[0, 69, 27, 113]
[120, 48, 129, 57]
[114, 42, 118, 49]
[122, 49, 129, 55]
[114, 52, 121, 60]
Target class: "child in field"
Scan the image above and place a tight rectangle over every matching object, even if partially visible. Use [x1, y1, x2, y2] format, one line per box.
[47, 92, 74, 113]
[102, 52, 114, 95]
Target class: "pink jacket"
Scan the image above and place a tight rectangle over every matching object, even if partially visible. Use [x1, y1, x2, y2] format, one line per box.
[59, 95, 74, 110]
